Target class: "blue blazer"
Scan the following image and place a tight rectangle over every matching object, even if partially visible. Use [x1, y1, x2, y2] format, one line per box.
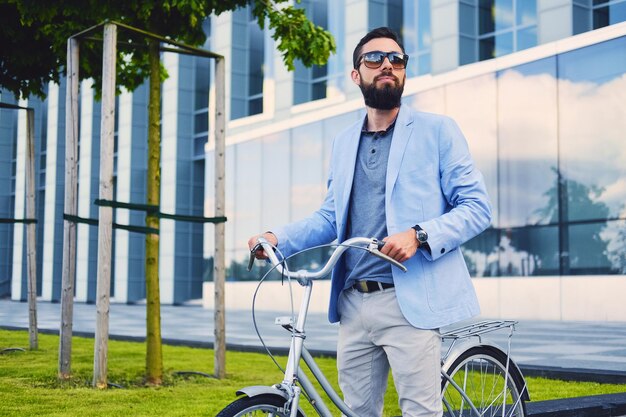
[273, 105, 492, 329]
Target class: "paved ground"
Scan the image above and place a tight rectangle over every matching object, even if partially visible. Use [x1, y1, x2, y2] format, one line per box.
[2, 298, 626, 381]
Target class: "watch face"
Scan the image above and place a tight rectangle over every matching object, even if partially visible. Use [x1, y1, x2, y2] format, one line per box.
[417, 230, 428, 243]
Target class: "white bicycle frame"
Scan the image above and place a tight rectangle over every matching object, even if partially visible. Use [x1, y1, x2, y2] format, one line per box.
[238, 237, 526, 417]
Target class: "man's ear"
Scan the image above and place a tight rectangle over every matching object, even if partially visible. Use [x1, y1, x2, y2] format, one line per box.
[351, 69, 360, 86]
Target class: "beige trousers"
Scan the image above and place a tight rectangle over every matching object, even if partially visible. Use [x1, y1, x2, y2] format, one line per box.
[337, 287, 442, 417]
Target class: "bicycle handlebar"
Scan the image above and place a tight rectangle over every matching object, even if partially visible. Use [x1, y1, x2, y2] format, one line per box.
[248, 236, 408, 279]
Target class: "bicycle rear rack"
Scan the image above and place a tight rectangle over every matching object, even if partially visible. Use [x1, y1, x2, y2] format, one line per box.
[441, 319, 517, 340]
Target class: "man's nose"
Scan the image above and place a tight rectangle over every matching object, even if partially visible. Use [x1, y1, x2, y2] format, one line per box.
[381, 56, 393, 70]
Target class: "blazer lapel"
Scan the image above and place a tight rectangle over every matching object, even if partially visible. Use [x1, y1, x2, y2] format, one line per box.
[386, 106, 414, 206]
[336, 120, 362, 239]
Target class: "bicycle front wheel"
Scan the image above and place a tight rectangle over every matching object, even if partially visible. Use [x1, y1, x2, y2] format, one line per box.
[441, 346, 527, 417]
[215, 394, 305, 417]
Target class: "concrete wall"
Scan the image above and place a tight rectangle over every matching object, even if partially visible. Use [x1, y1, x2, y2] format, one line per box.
[203, 275, 626, 322]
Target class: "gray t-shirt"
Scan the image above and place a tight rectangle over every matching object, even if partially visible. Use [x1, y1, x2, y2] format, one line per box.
[343, 120, 395, 289]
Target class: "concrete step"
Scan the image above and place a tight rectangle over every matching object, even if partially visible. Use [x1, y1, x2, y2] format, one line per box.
[527, 392, 626, 417]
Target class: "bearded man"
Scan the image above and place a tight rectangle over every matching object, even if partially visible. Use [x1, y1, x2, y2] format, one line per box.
[249, 27, 492, 417]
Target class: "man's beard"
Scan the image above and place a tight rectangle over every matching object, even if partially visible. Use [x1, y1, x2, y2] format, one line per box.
[359, 72, 404, 110]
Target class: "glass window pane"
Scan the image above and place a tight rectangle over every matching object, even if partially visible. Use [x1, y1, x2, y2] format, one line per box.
[262, 132, 291, 226]
[233, 140, 262, 249]
[460, 3, 476, 36]
[593, 5, 610, 27]
[417, 53, 431, 75]
[291, 122, 325, 220]
[603, 219, 626, 274]
[417, 0, 431, 49]
[494, 0, 514, 30]
[463, 228, 499, 277]
[446, 74, 499, 228]
[517, 26, 537, 51]
[573, 4, 591, 35]
[406, 86, 446, 114]
[194, 58, 210, 111]
[479, 0, 495, 34]
[312, 80, 327, 101]
[194, 112, 208, 134]
[494, 31, 513, 57]
[194, 135, 208, 157]
[497, 58, 558, 228]
[248, 97, 263, 116]
[460, 36, 477, 65]
[558, 37, 626, 222]
[608, 2, 626, 25]
[516, 0, 537, 26]
[499, 226, 560, 276]
[568, 222, 617, 274]
[479, 36, 495, 60]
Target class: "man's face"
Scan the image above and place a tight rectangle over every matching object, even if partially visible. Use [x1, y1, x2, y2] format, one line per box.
[352, 37, 406, 110]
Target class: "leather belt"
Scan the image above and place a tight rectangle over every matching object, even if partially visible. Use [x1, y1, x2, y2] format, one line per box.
[352, 280, 394, 293]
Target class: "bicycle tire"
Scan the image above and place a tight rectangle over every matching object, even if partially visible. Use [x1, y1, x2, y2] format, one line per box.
[215, 394, 305, 417]
[441, 345, 528, 417]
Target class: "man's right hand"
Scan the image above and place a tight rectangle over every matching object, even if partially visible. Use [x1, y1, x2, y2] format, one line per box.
[247, 232, 278, 260]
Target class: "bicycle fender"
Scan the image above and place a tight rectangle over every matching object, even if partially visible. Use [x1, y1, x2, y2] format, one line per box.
[236, 385, 289, 400]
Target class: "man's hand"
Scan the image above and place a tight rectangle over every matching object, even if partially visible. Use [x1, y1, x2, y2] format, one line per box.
[381, 229, 419, 263]
[247, 232, 278, 260]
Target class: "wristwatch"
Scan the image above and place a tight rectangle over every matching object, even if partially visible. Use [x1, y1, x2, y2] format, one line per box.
[411, 224, 428, 246]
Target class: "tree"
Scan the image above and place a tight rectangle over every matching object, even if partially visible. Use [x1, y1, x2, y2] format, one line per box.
[3, 0, 335, 386]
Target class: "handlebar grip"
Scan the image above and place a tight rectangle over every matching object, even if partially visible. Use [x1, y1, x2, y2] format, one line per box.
[368, 239, 408, 272]
[247, 249, 256, 271]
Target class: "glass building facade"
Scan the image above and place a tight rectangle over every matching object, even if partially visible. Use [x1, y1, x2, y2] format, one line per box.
[207, 26, 626, 282]
[2, 1, 626, 307]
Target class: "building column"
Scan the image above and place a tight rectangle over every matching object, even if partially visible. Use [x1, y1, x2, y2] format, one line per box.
[76, 80, 95, 302]
[10, 99, 28, 300]
[159, 52, 179, 305]
[431, 0, 460, 75]
[345, 0, 370, 102]
[111, 89, 134, 303]
[538, 0, 574, 44]
[41, 82, 62, 301]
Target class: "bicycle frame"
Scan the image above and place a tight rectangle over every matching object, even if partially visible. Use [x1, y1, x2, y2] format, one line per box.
[234, 238, 527, 417]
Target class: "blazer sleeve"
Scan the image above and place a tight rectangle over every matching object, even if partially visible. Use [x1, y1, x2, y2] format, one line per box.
[419, 116, 492, 261]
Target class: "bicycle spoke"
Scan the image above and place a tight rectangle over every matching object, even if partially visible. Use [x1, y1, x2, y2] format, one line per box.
[442, 350, 526, 417]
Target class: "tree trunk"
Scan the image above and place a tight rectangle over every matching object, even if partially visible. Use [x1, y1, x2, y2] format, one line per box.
[145, 38, 163, 386]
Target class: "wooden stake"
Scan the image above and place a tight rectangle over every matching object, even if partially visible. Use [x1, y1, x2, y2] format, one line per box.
[59, 36, 79, 377]
[93, 23, 116, 389]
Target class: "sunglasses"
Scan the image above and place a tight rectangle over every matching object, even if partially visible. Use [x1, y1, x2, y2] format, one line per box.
[357, 51, 409, 70]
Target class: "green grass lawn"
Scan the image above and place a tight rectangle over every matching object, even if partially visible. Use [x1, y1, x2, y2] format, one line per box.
[1, 329, 625, 416]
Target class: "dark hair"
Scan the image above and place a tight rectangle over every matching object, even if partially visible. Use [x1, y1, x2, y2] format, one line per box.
[353, 27, 405, 69]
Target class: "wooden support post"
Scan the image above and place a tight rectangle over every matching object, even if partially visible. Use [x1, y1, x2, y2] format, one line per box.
[59, 36, 80, 378]
[93, 23, 116, 388]
[213, 56, 226, 379]
[25, 108, 38, 351]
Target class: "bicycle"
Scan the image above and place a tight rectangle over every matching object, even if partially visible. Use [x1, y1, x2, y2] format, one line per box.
[216, 236, 530, 417]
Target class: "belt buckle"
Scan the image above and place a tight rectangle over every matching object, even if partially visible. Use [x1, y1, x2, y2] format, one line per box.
[356, 281, 369, 293]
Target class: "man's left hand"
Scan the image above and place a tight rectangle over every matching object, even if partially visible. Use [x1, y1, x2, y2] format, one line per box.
[381, 229, 419, 263]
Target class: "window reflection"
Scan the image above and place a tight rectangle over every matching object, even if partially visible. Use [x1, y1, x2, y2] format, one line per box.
[262, 132, 291, 227]
[234, 140, 262, 249]
[497, 58, 558, 228]
[445, 74, 499, 228]
[215, 33, 626, 280]
[291, 123, 325, 221]
[558, 37, 626, 221]
[499, 226, 560, 276]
